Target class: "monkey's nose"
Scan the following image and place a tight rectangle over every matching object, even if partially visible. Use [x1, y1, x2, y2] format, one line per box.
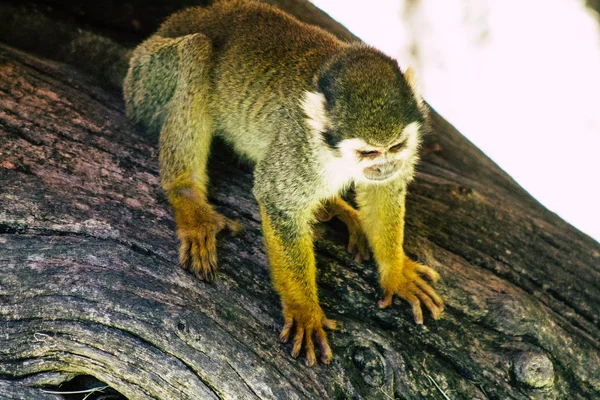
[375, 163, 394, 175]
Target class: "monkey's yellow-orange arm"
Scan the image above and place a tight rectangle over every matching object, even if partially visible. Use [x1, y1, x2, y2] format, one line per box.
[259, 204, 336, 365]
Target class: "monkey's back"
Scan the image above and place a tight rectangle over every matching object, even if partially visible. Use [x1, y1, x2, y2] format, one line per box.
[157, 0, 344, 162]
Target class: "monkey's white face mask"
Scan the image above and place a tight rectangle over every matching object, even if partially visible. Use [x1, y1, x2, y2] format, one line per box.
[335, 121, 421, 184]
[302, 91, 422, 187]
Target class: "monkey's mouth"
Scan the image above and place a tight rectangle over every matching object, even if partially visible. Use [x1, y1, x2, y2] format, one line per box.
[363, 162, 400, 181]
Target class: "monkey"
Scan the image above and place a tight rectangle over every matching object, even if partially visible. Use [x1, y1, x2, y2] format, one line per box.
[123, 0, 444, 366]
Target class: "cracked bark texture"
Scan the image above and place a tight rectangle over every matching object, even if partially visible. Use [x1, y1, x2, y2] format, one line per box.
[1, 1, 599, 399]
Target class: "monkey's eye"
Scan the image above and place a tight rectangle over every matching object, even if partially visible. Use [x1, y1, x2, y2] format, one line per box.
[357, 149, 381, 158]
[389, 141, 406, 153]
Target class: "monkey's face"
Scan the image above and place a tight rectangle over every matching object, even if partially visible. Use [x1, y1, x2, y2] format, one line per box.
[302, 91, 422, 186]
[336, 121, 422, 184]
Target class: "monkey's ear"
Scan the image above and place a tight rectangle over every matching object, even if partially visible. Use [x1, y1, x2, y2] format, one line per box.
[404, 66, 419, 93]
[404, 66, 424, 108]
[301, 91, 329, 133]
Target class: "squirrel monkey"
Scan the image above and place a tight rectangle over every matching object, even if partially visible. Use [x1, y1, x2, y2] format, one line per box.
[124, 0, 444, 366]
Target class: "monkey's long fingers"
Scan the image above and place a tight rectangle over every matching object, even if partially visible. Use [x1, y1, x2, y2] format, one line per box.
[199, 242, 212, 281]
[348, 239, 368, 263]
[377, 291, 394, 309]
[192, 227, 212, 281]
[322, 317, 337, 331]
[315, 326, 332, 364]
[394, 282, 426, 324]
[190, 239, 206, 281]
[279, 315, 294, 343]
[413, 261, 441, 283]
[291, 327, 305, 358]
[304, 331, 316, 367]
[414, 285, 443, 320]
[358, 241, 370, 262]
[347, 242, 356, 257]
[224, 217, 243, 236]
[179, 238, 192, 270]
[405, 292, 424, 325]
[416, 278, 444, 311]
[203, 228, 219, 281]
[348, 233, 370, 262]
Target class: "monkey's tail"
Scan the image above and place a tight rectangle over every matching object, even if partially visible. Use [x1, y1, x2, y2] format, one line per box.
[0, 3, 131, 90]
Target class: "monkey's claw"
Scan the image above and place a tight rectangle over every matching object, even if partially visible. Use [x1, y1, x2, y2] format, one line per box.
[316, 200, 370, 262]
[279, 305, 337, 366]
[347, 226, 370, 263]
[177, 211, 241, 281]
[378, 258, 444, 324]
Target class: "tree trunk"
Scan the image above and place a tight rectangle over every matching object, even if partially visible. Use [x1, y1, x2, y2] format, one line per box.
[0, 1, 598, 399]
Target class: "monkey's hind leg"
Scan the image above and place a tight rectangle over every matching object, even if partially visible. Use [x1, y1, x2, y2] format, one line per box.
[127, 33, 240, 281]
[316, 196, 370, 262]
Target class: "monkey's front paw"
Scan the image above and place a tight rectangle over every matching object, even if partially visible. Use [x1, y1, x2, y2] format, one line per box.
[315, 206, 370, 262]
[177, 211, 241, 281]
[378, 258, 444, 324]
[279, 304, 337, 367]
[346, 221, 370, 263]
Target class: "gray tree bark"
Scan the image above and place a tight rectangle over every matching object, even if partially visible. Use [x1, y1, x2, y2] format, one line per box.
[0, 1, 599, 399]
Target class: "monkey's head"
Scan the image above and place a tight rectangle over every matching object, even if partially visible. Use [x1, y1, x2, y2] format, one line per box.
[303, 45, 426, 184]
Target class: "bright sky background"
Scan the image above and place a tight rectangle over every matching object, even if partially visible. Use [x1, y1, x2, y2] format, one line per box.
[312, 0, 600, 242]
